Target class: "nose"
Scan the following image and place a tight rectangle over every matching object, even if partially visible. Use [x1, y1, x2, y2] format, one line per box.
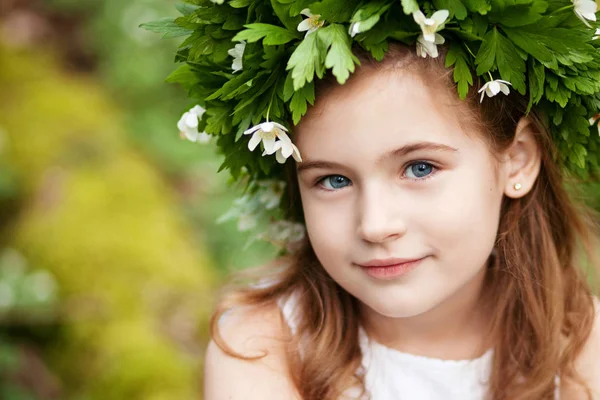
[356, 183, 407, 244]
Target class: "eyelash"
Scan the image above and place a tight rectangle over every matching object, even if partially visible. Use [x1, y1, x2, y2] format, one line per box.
[314, 161, 439, 192]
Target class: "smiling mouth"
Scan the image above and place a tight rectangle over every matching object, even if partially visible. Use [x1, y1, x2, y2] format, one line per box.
[357, 256, 427, 280]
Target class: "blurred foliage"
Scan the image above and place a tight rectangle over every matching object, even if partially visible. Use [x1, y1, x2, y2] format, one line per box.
[0, 42, 216, 398]
[43, 0, 279, 273]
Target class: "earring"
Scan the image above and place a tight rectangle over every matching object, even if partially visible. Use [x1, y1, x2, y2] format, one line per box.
[514, 183, 522, 191]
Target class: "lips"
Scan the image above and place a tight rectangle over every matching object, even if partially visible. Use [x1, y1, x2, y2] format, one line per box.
[358, 257, 425, 268]
[357, 257, 427, 280]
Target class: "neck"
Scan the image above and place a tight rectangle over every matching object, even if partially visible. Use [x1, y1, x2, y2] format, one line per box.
[360, 265, 494, 360]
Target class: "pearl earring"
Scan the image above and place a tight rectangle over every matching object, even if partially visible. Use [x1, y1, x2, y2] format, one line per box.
[514, 183, 522, 191]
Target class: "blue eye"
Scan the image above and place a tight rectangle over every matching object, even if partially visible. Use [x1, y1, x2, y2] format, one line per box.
[319, 175, 351, 190]
[405, 162, 434, 179]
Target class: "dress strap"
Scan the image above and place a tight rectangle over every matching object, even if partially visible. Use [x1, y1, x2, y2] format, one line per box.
[554, 374, 561, 400]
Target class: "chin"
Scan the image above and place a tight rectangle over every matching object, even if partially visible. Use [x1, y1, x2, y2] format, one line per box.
[359, 291, 440, 319]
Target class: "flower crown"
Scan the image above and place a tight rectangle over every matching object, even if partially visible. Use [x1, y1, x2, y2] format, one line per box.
[143, 0, 600, 251]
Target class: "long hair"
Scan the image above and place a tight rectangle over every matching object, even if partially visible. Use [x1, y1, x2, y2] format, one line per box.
[209, 42, 600, 400]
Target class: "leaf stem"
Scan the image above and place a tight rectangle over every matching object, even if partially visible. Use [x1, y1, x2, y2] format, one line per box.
[551, 4, 575, 15]
[464, 43, 476, 59]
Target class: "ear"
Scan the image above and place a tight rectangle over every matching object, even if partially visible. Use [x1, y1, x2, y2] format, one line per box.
[503, 117, 542, 199]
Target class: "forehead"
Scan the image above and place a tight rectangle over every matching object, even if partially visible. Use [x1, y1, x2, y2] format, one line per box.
[293, 68, 481, 162]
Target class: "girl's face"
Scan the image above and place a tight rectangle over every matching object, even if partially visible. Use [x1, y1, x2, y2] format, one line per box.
[295, 68, 507, 319]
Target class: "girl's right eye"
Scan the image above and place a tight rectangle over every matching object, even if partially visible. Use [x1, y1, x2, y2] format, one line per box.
[317, 175, 352, 191]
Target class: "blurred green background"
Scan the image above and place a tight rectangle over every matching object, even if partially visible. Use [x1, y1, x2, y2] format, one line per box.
[0, 0, 277, 399]
[0, 0, 599, 399]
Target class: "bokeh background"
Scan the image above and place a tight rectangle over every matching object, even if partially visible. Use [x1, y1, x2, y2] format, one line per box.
[0, 1, 599, 399]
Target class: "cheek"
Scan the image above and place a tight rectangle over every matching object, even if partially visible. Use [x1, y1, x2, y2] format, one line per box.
[299, 188, 352, 262]
[424, 160, 503, 259]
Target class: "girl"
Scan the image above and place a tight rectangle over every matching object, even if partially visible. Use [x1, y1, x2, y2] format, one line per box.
[152, 1, 600, 399]
[204, 44, 600, 399]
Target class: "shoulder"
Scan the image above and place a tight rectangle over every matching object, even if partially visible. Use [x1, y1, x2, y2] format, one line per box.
[560, 296, 600, 400]
[203, 300, 301, 400]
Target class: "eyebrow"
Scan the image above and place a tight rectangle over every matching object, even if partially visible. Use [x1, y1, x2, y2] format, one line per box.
[296, 142, 459, 174]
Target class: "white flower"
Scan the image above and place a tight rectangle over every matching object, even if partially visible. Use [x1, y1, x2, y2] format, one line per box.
[573, 0, 597, 27]
[177, 105, 211, 143]
[415, 33, 445, 58]
[256, 180, 286, 209]
[264, 139, 303, 164]
[594, 28, 600, 40]
[478, 79, 512, 103]
[228, 40, 246, 73]
[412, 9, 450, 43]
[259, 220, 306, 247]
[349, 21, 362, 37]
[244, 121, 288, 152]
[297, 9, 325, 37]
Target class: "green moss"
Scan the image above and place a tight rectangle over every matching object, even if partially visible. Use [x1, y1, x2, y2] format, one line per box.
[0, 46, 216, 399]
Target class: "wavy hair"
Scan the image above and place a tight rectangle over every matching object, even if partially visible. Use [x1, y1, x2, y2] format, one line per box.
[209, 42, 600, 400]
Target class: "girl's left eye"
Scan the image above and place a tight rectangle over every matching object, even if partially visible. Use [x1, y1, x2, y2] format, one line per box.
[404, 161, 436, 180]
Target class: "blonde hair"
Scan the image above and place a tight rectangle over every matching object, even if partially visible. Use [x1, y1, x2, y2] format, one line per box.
[210, 42, 600, 400]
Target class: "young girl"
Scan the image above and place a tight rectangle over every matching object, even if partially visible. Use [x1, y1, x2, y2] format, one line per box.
[153, 1, 600, 399]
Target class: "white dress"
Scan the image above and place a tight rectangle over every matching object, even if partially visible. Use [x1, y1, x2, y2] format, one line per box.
[277, 293, 560, 400]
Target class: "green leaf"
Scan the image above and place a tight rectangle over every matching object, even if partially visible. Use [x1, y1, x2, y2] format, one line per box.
[271, 0, 303, 32]
[287, 32, 326, 90]
[488, 0, 547, 27]
[175, 3, 200, 16]
[289, 81, 315, 124]
[475, 28, 526, 94]
[475, 29, 497, 75]
[206, 106, 233, 135]
[527, 59, 545, 112]
[462, 0, 492, 14]
[400, 0, 420, 14]
[319, 24, 359, 85]
[446, 44, 473, 99]
[230, 0, 253, 7]
[165, 63, 199, 85]
[495, 31, 526, 94]
[434, 0, 468, 20]
[309, 0, 360, 22]
[139, 18, 193, 39]
[233, 23, 300, 45]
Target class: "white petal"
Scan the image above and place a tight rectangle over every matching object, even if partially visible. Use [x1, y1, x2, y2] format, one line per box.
[423, 31, 436, 43]
[434, 33, 445, 45]
[300, 8, 313, 17]
[431, 9, 450, 26]
[349, 22, 361, 37]
[248, 132, 262, 151]
[272, 122, 289, 132]
[244, 124, 262, 135]
[291, 144, 302, 162]
[262, 137, 277, 154]
[499, 83, 511, 95]
[190, 105, 205, 118]
[279, 141, 293, 158]
[261, 121, 275, 132]
[275, 148, 287, 164]
[479, 90, 485, 103]
[232, 59, 243, 72]
[185, 111, 199, 128]
[297, 19, 312, 32]
[496, 80, 512, 85]
[412, 10, 426, 26]
[183, 129, 198, 142]
[196, 132, 211, 144]
[276, 131, 292, 143]
[177, 112, 190, 132]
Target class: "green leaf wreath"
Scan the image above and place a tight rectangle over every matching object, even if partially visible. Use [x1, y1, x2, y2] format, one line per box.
[142, 0, 600, 249]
